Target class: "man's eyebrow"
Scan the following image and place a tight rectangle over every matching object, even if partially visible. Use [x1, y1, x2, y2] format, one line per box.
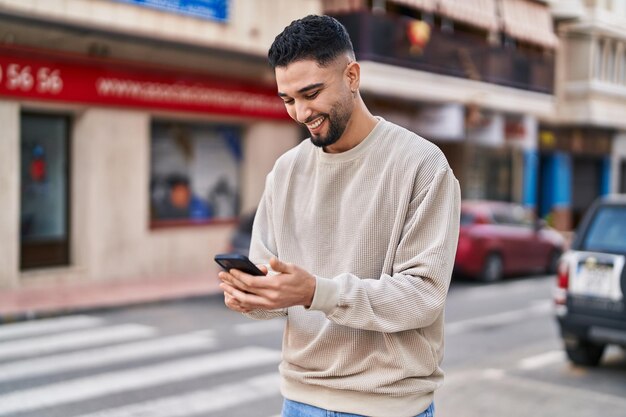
[278, 82, 325, 98]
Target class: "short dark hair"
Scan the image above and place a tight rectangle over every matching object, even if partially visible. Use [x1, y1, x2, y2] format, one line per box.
[268, 15, 355, 68]
[166, 174, 190, 188]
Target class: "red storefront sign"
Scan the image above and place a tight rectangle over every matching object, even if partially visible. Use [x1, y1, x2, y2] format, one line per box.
[0, 46, 289, 119]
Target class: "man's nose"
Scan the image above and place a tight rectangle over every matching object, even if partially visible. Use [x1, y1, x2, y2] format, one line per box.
[294, 100, 312, 124]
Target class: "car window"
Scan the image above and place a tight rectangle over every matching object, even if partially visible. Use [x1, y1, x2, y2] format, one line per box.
[492, 206, 533, 227]
[581, 206, 626, 253]
[491, 210, 512, 225]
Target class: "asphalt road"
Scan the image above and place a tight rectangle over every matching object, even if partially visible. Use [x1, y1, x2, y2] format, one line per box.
[441, 275, 626, 417]
[0, 274, 623, 417]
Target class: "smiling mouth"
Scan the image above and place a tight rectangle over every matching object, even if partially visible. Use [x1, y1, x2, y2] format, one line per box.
[306, 116, 325, 130]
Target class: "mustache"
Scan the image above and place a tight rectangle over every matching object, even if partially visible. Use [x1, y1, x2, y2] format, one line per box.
[303, 114, 328, 125]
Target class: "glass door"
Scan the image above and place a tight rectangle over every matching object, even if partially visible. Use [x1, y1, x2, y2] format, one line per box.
[20, 113, 70, 269]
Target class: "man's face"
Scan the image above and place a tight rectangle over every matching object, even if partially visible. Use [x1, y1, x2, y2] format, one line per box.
[275, 58, 354, 149]
[170, 183, 191, 208]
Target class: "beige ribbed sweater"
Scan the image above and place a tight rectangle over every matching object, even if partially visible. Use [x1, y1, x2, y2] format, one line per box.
[247, 118, 460, 417]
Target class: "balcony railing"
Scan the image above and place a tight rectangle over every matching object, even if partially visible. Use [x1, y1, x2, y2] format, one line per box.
[335, 12, 554, 94]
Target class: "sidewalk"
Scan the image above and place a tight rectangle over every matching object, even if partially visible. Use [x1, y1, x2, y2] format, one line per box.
[0, 274, 222, 323]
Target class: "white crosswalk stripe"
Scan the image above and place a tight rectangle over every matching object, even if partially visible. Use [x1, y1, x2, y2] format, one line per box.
[0, 332, 216, 383]
[446, 300, 552, 335]
[0, 315, 104, 341]
[0, 312, 285, 417]
[0, 323, 157, 361]
[73, 372, 282, 417]
[517, 350, 565, 370]
[0, 346, 282, 416]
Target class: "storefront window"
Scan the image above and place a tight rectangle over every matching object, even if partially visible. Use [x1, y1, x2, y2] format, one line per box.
[150, 120, 241, 225]
[20, 113, 70, 269]
[464, 145, 513, 202]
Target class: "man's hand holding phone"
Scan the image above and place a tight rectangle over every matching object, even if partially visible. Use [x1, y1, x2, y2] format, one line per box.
[217, 255, 316, 313]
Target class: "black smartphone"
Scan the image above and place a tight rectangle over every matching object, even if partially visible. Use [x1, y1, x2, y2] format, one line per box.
[214, 253, 265, 276]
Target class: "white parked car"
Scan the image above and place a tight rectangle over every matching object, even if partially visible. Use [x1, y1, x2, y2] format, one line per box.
[554, 194, 626, 366]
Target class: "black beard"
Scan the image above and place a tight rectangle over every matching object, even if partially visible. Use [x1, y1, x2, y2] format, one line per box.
[309, 106, 351, 149]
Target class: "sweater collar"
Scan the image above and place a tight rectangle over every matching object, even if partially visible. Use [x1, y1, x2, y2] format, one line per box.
[316, 117, 385, 163]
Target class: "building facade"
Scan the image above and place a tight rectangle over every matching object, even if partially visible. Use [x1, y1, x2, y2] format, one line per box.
[322, 0, 558, 216]
[3, 0, 625, 288]
[0, 0, 319, 288]
[544, 0, 626, 229]
[324, 0, 626, 232]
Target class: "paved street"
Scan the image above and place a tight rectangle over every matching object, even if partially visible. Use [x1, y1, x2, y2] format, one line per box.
[0, 274, 624, 417]
[441, 275, 626, 417]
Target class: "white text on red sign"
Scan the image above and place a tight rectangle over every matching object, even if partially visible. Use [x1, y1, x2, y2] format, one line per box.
[0, 63, 63, 94]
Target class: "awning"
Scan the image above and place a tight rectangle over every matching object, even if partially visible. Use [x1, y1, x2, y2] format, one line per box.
[388, 0, 438, 13]
[499, 0, 559, 48]
[437, 0, 499, 32]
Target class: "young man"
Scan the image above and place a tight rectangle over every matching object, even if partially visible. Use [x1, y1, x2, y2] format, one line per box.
[219, 15, 460, 417]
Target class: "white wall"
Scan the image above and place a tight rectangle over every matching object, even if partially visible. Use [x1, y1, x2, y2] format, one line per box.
[0, 102, 19, 288]
[556, 14, 626, 129]
[241, 122, 301, 214]
[0, 0, 322, 57]
[72, 108, 150, 279]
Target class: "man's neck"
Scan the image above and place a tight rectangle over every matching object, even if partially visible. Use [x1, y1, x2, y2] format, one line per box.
[323, 104, 378, 154]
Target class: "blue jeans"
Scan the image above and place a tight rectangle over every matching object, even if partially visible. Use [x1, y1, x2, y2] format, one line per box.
[281, 399, 435, 417]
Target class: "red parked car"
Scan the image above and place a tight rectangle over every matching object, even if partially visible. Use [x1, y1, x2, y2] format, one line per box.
[455, 200, 565, 282]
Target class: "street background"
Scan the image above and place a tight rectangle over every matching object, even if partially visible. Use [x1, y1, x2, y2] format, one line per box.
[1, 0, 626, 416]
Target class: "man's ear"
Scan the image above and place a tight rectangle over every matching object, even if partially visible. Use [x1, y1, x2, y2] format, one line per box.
[345, 61, 360, 92]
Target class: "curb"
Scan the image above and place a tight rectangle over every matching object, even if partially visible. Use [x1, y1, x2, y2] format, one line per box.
[0, 276, 223, 324]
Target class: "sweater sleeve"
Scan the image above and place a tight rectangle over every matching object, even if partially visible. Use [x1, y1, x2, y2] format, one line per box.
[244, 171, 288, 320]
[309, 167, 460, 332]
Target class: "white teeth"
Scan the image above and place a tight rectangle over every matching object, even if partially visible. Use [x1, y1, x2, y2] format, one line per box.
[307, 117, 324, 129]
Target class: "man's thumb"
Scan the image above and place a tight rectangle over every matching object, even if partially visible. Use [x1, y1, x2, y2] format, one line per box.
[269, 256, 288, 272]
[257, 264, 269, 275]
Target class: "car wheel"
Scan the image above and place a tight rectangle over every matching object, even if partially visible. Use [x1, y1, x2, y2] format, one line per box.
[546, 249, 562, 274]
[480, 253, 503, 282]
[565, 340, 606, 367]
